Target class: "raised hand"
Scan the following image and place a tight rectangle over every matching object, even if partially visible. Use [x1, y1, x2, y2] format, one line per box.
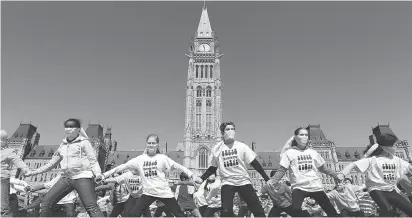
[192, 176, 203, 184]
[24, 185, 33, 192]
[94, 174, 104, 183]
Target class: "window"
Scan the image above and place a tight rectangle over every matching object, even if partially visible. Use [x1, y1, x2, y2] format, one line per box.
[210, 65, 213, 78]
[206, 114, 212, 131]
[196, 87, 202, 97]
[198, 147, 208, 169]
[30, 150, 36, 157]
[48, 151, 54, 157]
[206, 87, 212, 97]
[205, 65, 208, 78]
[196, 65, 199, 78]
[201, 65, 204, 78]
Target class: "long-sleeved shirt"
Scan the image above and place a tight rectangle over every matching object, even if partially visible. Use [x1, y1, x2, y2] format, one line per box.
[103, 154, 193, 198]
[32, 136, 101, 179]
[1, 148, 29, 179]
[10, 177, 28, 194]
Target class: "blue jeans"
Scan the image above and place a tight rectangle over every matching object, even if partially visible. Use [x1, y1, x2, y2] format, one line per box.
[40, 177, 103, 217]
[1, 178, 11, 217]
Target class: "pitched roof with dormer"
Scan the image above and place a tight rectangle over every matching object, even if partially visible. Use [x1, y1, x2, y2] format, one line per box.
[247, 151, 280, 170]
[8, 123, 38, 143]
[335, 147, 365, 162]
[25, 145, 59, 159]
[106, 150, 185, 168]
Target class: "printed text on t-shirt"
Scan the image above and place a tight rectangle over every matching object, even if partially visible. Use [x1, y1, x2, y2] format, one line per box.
[221, 149, 239, 168]
[381, 163, 396, 182]
[143, 161, 158, 178]
[296, 155, 314, 173]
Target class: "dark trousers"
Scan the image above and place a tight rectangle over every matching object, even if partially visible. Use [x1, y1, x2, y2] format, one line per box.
[340, 209, 364, 217]
[9, 194, 19, 217]
[122, 194, 184, 217]
[237, 205, 250, 217]
[268, 205, 308, 217]
[198, 205, 208, 217]
[153, 205, 174, 217]
[40, 177, 103, 217]
[221, 184, 266, 217]
[370, 190, 412, 217]
[50, 203, 76, 217]
[1, 178, 11, 217]
[205, 207, 221, 217]
[290, 188, 339, 217]
[121, 195, 155, 217]
[110, 202, 125, 217]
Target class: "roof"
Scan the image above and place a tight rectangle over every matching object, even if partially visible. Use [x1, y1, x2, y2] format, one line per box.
[197, 7, 213, 38]
[107, 150, 144, 167]
[335, 147, 365, 162]
[26, 145, 59, 159]
[247, 151, 280, 170]
[165, 151, 184, 165]
[86, 124, 104, 139]
[307, 124, 328, 141]
[8, 123, 37, 142]
[107, 150, 185, 167]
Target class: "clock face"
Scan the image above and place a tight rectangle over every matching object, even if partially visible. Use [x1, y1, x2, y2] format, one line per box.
[198, 44, 211, 52]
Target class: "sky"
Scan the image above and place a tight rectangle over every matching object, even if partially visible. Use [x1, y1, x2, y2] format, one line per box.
[2, 1, 412, 152]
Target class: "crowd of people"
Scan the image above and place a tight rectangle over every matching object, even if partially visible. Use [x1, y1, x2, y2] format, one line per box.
[2, 118, 412, 217]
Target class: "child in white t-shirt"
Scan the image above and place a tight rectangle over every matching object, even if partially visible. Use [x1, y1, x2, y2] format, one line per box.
[103, 134, 202, 217]
[269, 127, 342, 217]
[341, 132, 412, 217]
[198, 122, 270, 217]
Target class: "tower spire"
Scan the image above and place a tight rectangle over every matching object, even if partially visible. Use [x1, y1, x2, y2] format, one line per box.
[197, 6, 213, 38]
[203, 0, 206, 9]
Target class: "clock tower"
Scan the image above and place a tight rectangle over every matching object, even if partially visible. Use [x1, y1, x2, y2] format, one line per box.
[179, 5, 223, 174]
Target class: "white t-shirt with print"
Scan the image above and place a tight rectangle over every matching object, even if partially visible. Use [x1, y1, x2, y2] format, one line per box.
[353, 155, 410, 192]
[210, 141, 257, 186]
[119, 154, 193, 198]
[280, 148, 325, 192]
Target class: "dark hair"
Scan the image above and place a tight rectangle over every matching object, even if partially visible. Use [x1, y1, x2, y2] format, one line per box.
[64, 118, 81, 128]
[220, 122, 235, 135]
[146, 134, 160, 144]
[291, 127, 308, 147]
[270, 170, 277, 177]
[180, 172, 189, 181]
[344, 178, 353, 184]
[376, 133, 398, 146]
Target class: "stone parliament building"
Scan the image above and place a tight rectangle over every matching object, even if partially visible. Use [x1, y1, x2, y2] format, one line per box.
[9, 6, 410, 192]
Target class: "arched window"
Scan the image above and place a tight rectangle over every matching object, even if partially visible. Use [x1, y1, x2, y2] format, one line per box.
[196, 87, 202, 97]
[196, 65, 199, 78]
[205, 65, 208, 78]
[198, 148, 208, 169]
[201, 65, 204, 78]
[210, 65, 213, 78]
[206, 87, 212, 97]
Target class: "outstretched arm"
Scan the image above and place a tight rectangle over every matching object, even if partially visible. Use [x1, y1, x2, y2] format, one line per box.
[250, 159, 270, 182]
[200, 166, 217, 181]
[103, 159, 138, 179]
[31, 154, 62, 176]
[318, 165, 340, 180]
[270, 166, 288, 185]
[340, 162, 359, 177]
